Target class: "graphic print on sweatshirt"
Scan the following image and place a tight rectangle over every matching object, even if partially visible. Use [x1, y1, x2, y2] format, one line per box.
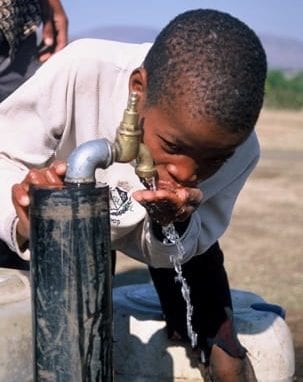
[109, 185, 133, 226]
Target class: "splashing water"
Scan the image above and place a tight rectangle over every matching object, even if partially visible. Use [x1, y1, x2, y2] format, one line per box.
[141, 176, 157, 191]
[144, 176, 198, 348]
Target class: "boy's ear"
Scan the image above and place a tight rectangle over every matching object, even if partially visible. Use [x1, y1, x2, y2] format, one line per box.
[129, 67, 148, 99]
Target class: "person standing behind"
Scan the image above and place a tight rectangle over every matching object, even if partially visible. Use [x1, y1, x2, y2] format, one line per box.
[0, 0, 68, 268]
[0, 0, 68, 102]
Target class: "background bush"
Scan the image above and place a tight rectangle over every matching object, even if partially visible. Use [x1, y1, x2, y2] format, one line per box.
[265, 70, 303, 110]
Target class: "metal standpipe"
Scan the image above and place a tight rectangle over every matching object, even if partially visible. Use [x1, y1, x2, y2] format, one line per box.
[29, 184, 113, 382]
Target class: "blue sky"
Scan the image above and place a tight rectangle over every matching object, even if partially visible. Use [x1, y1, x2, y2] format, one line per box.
[62, 0, 303, 41]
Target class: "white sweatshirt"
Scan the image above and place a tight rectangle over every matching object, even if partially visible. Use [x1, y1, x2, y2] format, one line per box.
[0, 39, 260, 268]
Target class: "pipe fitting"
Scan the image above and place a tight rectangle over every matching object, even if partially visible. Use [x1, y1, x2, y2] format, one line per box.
[64, 138, 114, 184]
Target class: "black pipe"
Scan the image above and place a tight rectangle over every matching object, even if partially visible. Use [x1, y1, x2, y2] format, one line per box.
[29, 184, 113, 381]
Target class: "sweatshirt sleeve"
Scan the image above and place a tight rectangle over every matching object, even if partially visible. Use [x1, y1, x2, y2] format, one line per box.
[115, 131, 260, 268]
[0, 154, 30, 257]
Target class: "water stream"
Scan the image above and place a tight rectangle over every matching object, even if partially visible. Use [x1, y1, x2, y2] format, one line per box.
[144, 177, 197, 348]
[162, 224, 198, 348]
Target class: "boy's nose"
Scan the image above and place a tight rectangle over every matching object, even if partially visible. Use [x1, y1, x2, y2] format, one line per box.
[166, 163, 198, 186]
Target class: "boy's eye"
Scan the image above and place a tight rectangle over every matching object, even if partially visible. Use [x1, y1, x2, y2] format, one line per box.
[165, 142, 180, 153]
[160, 137, 182, 154]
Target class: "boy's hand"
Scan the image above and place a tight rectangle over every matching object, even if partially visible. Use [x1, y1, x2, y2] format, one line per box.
[11, 161, 66, 242]
[132, 182, 202, 226]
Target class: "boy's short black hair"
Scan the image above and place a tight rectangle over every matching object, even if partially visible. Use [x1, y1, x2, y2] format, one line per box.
[143, 9, 267, 134]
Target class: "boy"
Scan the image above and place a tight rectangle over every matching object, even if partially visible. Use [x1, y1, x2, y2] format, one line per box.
[0, 9, 266, 381]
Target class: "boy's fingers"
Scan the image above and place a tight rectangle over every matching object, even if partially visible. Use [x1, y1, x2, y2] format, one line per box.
[50, 160, 67, 176]
[44, 167, 64, 184]
[23, 165, 65, 186]
[133, 186, 203, 225]
[12, 183, 30, 207]
[11, 162, 67, 240]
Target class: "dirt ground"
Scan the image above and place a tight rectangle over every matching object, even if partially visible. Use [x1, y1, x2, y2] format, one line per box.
[113, 109, 303, 381]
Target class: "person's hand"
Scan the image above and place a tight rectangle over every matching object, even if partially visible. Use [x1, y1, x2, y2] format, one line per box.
[11, 161, 67, 242]
[132, 181, 203, 226]
[38, 0, 68, 62]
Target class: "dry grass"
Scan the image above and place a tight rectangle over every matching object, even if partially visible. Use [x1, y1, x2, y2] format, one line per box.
[222, 108, 303, 380]
[257, 109, 303, 151]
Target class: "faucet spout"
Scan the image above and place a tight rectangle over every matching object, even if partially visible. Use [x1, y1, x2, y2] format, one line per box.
[135, 143, 157, 186]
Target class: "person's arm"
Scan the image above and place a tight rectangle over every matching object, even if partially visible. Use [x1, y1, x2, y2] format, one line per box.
[38, 0, 69, 62]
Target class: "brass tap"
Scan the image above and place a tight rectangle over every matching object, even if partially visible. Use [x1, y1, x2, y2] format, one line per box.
[114, 92, 157, 185]
[135, 143, 157, 187]
[113, 92, 141, 163]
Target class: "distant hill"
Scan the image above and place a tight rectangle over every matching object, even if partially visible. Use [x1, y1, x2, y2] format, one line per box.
[72, 26, 158, 45]
[72, 26, 303, 72]
[260, 34, 303, 72]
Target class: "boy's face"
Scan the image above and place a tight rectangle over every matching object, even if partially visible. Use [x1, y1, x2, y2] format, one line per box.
[140, 104, 248, 188]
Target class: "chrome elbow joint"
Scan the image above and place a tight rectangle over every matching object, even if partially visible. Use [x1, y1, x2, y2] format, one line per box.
[64, 138, 114, 184]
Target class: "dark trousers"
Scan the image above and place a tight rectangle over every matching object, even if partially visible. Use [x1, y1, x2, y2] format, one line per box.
[0, 32, 41, 102]
[0, 240, 29, 270]
[149, 242, 246, 360]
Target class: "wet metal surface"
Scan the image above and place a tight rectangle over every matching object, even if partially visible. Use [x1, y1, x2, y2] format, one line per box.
[30, 184, 113, 381]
